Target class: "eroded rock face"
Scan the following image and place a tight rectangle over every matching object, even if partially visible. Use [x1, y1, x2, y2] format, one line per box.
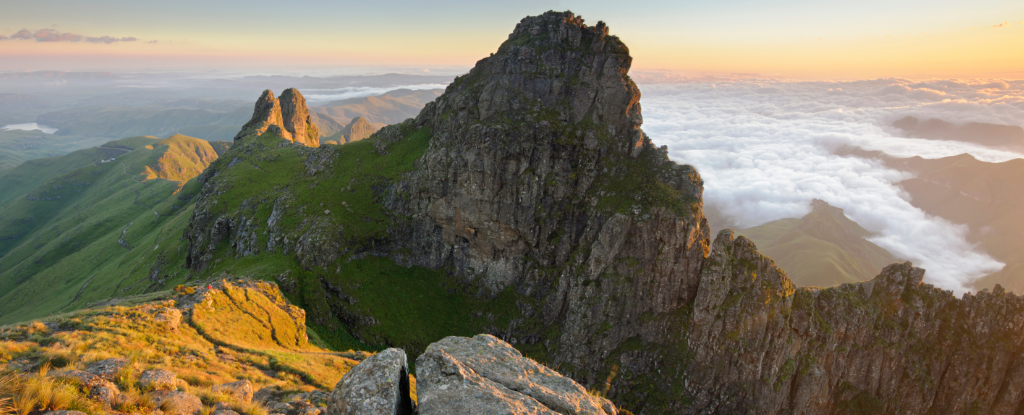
[183, 10, 1024, 414]
[384, 9, 708, 405]
[234, 88, 320, 146]
[326, 348, 412, 415]
[416, 335, 615, 415]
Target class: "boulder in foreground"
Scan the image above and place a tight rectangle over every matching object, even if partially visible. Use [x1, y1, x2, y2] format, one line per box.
[416, 335, 616, 415]
[327, 348, 413, 415]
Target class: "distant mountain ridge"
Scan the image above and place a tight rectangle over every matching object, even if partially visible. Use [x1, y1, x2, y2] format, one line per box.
[738, 199, 897, 287]
[893, 115, 1024, 150]
[0, 134, 220, 322]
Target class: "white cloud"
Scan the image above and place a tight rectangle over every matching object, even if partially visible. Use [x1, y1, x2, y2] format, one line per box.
[638, 79, 1024, 294]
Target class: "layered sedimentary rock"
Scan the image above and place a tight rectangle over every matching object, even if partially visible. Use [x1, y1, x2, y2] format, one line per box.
[234, 88, 320, 146]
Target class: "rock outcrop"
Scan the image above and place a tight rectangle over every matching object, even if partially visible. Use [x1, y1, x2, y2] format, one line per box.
[416, 335, 616, 415]
[185, 10, 1024, 414]
[327, 348, 412, 415]
[383, 10, 707, 409]
[138, 369, 177, 391]
[147, 390, 204, 415]
[325, 335, 611, 415]
[213, 380, 254, 404]
[234, 88, 320, 146]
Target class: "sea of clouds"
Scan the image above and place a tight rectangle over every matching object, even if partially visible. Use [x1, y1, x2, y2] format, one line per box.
[639, 79, 1024, 294]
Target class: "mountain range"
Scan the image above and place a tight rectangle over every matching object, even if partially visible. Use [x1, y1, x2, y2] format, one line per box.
[2, 11, 1024, 414]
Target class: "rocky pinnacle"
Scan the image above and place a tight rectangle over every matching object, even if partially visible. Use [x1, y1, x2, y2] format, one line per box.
[234, 88, 320, 146]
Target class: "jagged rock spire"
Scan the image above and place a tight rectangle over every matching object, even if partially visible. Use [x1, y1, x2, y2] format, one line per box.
[234, 88, 320, 147]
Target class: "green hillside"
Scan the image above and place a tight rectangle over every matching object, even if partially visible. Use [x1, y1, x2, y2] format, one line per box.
[38, 106, 252, 139]
[0, 135, 218, 323]
[737, 199, 896, 287]
[0, 129, 119, 173]
[0, 136, 158, 209]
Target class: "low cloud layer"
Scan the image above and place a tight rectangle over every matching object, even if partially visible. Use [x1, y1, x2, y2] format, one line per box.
[639, 79, 1024, 294]
[2, 28, 138, 44]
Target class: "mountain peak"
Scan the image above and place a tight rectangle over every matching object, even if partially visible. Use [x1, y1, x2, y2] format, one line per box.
[234, 88, 320, 146]
[415, 10, 645, 155]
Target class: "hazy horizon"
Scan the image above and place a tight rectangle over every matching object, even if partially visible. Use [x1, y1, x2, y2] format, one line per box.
[2, 0, 1022, 79]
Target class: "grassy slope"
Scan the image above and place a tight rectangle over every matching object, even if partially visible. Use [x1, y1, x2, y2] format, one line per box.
[0, 281, 366, 414]
[0, 136, 159, 209]
[0, 130, 118, 173]
[737, 202, 895, 287]
[48, 106, 252, 140]
[0, 136, 218, 324]
[191, 126, 510, 357]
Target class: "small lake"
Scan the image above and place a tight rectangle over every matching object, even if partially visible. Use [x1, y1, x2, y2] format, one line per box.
[2, 123, 59, 134]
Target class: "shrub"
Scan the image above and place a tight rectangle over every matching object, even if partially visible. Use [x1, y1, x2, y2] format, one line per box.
[175, 285, 197, 295]
[25, 322, 48, 336]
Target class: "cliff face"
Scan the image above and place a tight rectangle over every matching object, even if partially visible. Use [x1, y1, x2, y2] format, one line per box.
[234, 88, 320, 146]
[383, 11, 1024, 413]
[183, 11, 1024, 414]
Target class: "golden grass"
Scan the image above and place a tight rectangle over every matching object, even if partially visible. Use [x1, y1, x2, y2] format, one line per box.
[0, 365, 97, 415]
[0, 281, 365, 412]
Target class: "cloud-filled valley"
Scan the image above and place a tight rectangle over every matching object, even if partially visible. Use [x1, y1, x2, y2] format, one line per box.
[640, 79, 1024, 293]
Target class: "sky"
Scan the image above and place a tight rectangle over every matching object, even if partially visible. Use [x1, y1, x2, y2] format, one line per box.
[0, 0, 1022, 79]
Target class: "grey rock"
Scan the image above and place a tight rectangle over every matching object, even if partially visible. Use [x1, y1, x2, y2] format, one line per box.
[212, 379, 254, 403]
[52, 369, 120, 407]
[154, 307, 182, 332]
[41, 411, 87, 415]
[139, 369, 178, 391]
[416, 335, 614, 415]
[147, 390, 204, 415]
[84, 357, 129, 381]
[253, 386, 282, 404]
[234, 88, 319, 147]
[286, 400, 322, 415]
[326, 348, 412, 415]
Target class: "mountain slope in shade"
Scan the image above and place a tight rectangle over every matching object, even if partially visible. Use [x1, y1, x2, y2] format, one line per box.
[312, 89, 442, 126]
[323, 117, 378, 144]
[890, 153, 1024, 292]
[893, 116, 1024, 150]
[737, 199, 897, 287]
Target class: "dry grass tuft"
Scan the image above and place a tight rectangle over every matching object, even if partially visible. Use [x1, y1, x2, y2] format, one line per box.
[230, 400, 269, 415]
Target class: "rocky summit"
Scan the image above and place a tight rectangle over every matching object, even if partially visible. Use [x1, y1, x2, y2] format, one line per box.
[170, 10, 1024, 414]
[234, 88, 320, 146]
